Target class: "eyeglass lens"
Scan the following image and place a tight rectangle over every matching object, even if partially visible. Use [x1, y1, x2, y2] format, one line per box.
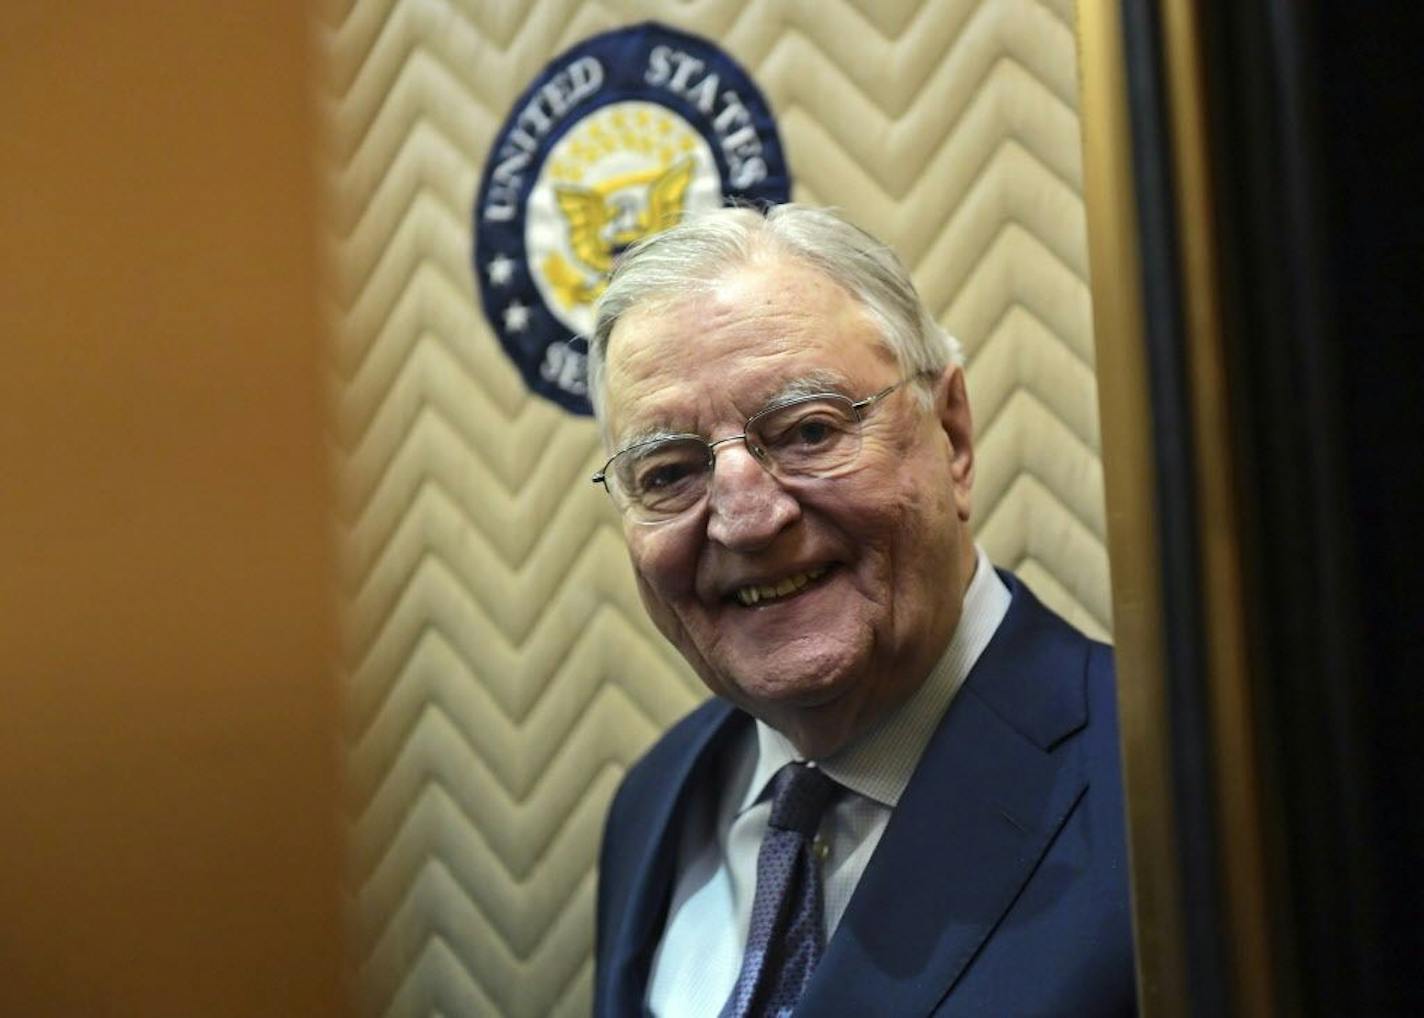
[611, 395, 864, 519]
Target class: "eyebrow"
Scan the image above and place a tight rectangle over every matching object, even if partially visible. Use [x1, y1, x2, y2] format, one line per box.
[615, 424, 694, 451]
[762, 370, 854, 405]
[613, 370, 856, 453]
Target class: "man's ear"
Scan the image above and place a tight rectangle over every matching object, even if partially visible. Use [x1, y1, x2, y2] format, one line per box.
[934, 363, 974, 521]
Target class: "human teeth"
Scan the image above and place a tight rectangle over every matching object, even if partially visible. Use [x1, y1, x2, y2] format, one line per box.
[734, 566, 828, 606]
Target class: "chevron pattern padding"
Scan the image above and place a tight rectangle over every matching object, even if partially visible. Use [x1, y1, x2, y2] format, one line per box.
[322, 1, 1105, 1015]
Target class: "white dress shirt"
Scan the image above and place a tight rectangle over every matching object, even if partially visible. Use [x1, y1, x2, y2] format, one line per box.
[646, 546, 1012, 1016]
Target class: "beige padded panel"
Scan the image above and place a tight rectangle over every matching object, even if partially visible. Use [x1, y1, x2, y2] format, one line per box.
[322, 1, 1106, 1015]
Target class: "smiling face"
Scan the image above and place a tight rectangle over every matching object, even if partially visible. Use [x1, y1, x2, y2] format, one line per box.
[602, 256, 978, 758]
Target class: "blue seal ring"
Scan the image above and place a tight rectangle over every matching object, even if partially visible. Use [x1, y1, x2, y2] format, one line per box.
[474, 22, 792, 416]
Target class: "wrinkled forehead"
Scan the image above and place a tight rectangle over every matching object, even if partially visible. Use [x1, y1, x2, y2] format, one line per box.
[601, 261, 894, 445]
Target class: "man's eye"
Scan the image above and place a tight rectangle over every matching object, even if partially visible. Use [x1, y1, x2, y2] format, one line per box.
[793, 418, 835, 446]
[636, 460, 696, 492]
[765, 412, 845, 449]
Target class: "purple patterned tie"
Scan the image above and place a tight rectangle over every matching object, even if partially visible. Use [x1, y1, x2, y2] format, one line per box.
[719, 761, 840, 1018]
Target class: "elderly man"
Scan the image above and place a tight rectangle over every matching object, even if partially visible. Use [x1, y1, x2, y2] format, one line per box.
[588, 205, 1135, 1017]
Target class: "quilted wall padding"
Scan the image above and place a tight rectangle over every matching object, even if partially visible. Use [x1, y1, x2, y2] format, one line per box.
[322, 1, 1107, 1015]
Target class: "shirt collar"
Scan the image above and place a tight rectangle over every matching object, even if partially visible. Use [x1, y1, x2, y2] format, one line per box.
[738, 544, 1011, 814]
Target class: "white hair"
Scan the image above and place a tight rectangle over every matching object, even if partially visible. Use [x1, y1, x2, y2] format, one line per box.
[586, 203, 963, 429]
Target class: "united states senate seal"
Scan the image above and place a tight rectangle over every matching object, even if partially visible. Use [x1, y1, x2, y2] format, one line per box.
[474, 22, 791, 415]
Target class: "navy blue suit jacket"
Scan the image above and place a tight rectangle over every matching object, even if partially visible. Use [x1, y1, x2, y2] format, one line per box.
[595, 571, 1137, 1016]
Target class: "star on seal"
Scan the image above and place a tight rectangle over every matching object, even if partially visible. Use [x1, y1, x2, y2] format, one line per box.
[502, 300, 531, 333]
[487, 253, 515, 287]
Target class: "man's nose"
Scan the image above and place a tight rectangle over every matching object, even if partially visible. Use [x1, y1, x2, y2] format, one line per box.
[704, 442, 801, 550]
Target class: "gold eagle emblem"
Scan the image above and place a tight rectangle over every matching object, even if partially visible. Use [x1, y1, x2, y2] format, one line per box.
[542, 156, 695, 311]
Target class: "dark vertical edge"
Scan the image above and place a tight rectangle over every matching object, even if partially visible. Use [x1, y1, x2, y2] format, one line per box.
[1314, 1, 1424, 1007]
[1118, 1, 1233, 1015]
[1197, 1, 1358, 1013]
[1194, 0, 1422, 1013]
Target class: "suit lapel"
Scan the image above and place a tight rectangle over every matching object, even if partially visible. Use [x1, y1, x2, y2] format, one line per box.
[603, 700, 745, 1015]
[798, 575, 1091, 1017]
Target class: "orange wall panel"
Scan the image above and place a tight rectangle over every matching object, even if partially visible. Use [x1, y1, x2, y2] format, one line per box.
[0, 4, 344, 1015]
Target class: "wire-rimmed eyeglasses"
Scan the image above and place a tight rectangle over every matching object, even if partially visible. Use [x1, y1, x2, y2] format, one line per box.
[591, 376, 922, 525]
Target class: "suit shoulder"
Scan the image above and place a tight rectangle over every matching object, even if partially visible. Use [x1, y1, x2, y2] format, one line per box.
[1074, 632, 1118, 717]
[609, 697, 734, 815]
[1004, 570, 1118, 699]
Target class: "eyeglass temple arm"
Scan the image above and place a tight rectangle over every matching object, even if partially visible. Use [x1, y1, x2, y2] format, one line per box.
[854, 371, 935, 413]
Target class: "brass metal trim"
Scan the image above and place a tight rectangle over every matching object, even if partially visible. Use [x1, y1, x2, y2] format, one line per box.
[1159, 3, 1276, 1015]
[1077, 5, 1188, 1016]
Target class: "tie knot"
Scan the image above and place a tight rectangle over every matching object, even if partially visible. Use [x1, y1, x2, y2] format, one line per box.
[767, 762, 838, 836]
